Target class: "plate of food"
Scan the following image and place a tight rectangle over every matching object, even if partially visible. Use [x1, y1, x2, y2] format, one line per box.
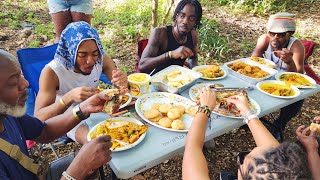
[192, 65, 227, 80]
[275, 72, 316, 88]
[189, 84, 260, 119]
[87, 117, 148, 152]
[189, 83, 224, 101]
[135, 92, 197, 132]
[256, 80, 300, 99]
[100, 89, 132, 113]
[150, 65, 202, 94]
[249, 56, 276, 68]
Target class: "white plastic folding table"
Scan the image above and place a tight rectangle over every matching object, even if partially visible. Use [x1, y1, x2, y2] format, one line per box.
[87, 74, 320, 179]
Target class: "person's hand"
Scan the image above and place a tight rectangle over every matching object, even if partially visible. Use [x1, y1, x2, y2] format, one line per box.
[111, 70, 128, 94]
[314, 116, 320, 123]
[79, 93, 111, 117]
[66, 135, 112, 179]
[226, 95, 250, 116]
[274, 48, 294, 65]
[199, 87, 216, 111]
[171, 46, 194, 60]
[69, 87, 99, 103]
[296, 125, 319, 153]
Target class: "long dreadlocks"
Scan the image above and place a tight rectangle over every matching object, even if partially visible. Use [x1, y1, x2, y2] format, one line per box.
[172, 0, 202, 29]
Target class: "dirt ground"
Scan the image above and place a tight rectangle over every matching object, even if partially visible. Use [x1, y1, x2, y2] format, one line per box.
[0, 1, 319, 180]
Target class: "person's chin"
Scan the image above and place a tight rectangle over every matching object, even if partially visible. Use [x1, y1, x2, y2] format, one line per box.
[8, 105, 27, 117]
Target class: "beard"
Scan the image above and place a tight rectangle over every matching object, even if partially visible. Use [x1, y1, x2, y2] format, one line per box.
[0, 101, 26, 117]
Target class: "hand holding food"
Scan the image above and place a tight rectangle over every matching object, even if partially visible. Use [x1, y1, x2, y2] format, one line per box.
[199, 87, 216, 111]
[171, 46, 194, 59]
[79, 93, 112, 118]
[296, 125, 319, 153]
[111, 70, 128, 93]
[226, 95, 250, 116]
[67, 135, 112, 178]
[275, 48, 294, 65]
[309, 116, 320, 133]
[69, 86, 99, 103]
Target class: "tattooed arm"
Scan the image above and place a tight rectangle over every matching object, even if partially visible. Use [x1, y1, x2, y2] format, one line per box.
[138, 27, 168, 74]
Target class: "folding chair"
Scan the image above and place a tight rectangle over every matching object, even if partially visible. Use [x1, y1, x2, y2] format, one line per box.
[136, 39, 149, 73]
[17, 44, 111, 158]
[301, 40, 320, 84]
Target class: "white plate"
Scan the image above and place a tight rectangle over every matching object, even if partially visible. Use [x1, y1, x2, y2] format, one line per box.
[135, 92, 197, 132]
[248, 57, 276, 68]
[192, 65, 227, 80]
[100, 90, 132, 109]
[87, 117, 147, 152]
[275, 72, 317, 89]
[189, 83, 217, 101]
[256, 80, 300, 99]
[212, 97, 261, 119]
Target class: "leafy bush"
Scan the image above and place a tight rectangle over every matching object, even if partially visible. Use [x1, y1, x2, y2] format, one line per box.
[198, 18, 230, 64]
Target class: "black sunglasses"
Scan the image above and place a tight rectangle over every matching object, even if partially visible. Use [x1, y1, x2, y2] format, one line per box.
[268, 32, 287, 38]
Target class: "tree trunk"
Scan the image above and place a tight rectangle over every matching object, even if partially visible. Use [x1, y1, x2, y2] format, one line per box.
[152, 0, 158, 29]
[162, 0, 175, 25]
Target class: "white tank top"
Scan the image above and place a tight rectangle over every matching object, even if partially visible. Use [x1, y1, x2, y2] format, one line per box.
[264, 36, 297, 71]
[47, 60, 102, 106]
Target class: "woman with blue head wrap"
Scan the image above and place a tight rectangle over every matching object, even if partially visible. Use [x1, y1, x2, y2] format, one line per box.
[34, 21, 128, 144]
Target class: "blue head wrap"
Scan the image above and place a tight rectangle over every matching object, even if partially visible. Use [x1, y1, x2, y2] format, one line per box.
[54, 21, 105, 70]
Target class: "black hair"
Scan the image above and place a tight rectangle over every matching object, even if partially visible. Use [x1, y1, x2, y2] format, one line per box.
[172, 0, 202, 29]
[242, 142, 311, 180]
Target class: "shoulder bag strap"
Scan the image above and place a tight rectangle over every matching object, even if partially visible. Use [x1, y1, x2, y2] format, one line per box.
[0, 138, 40, 174]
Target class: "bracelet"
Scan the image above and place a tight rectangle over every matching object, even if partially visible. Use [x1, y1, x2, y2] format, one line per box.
[242, 109, 258, 124]
[59, 98, 68, 108]
[197, 105, 212, 117]
[168, 51, 172, 59]
[62, 171, 76, 180]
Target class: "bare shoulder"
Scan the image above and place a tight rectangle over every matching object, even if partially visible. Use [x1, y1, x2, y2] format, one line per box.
[290, 38, 305, 52]
[149, 26, 168, 50]
[40, 66, 59, 87]
[191, 30, 199, 40]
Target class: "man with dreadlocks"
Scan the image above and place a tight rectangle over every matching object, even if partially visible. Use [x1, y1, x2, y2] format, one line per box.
[138, 0, 202, 74]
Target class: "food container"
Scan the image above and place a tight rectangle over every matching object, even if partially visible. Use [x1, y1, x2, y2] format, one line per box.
[150, 65, 202, 94]
[224, 58, 278, 84]
[128, 73, 151, 97]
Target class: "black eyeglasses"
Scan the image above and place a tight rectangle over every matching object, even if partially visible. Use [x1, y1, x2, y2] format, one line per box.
[237, 151, 250, 180]
[268, 32, 287, 38]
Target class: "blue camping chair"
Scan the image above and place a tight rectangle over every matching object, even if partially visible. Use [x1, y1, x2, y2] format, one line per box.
[17, 44, 112, 158]
[17, 44, 112, 116]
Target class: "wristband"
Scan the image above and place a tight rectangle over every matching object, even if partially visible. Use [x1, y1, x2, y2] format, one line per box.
[242, 109, 258, 124]
[168, 51, 172, 59]
[59, 98, 68, 108]
[62, 171, 76, 180]
[197, 105, 212, 117]
[72, 104, 89, 121]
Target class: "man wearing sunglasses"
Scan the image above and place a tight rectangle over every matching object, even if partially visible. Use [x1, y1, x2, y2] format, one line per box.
[138, 0, 202, 74]
[251, 12, 305, 141]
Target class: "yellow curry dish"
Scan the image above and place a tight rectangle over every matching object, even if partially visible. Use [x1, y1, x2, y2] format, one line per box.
[89, 120, 148, 150]
[195, 65, 225, 79]
[249, 57, 276, 68]
[279, 74, 313, 87]
[259, 83, 295, 97]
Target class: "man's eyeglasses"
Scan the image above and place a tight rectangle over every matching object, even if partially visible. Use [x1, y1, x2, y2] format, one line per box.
[268, 32, 287, 38]
[237, 151, 250, 180]
[177, 12, 197, 22]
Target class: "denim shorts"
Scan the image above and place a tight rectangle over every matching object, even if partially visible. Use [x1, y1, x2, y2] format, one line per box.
[47, 0, 93, 14]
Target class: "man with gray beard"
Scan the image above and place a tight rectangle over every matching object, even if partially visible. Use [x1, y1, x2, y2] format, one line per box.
[0, 49, 112, 179]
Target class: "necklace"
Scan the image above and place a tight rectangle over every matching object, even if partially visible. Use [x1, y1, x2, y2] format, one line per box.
[172, 27, 187, 44]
